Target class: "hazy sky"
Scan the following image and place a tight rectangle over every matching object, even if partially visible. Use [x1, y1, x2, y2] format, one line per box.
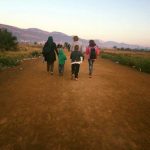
[0, 0, 150, 46]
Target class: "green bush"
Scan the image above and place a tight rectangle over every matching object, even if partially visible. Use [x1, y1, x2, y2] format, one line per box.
[0, 50, 42, 70]
[101, 53, 150, 73]
[0, 29, 18, 51]
[30, 51, 42, 57]
[0, 56, 20, 70]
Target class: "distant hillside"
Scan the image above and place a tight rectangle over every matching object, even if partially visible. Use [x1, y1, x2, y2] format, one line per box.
[0, 24, 73, 43]
[100, 41, 145, 49]
[0, 23, 149, 50]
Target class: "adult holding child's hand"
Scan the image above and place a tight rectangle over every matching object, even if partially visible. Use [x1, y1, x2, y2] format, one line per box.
[42, 36, 58, 75]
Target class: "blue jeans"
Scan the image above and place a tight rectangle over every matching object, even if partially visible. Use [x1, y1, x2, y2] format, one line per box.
[88, 59, 95, 75]
[59, 64, 64, 75]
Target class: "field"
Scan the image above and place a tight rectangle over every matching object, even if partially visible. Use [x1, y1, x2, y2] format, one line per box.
[103, 49, 150, 58]
[0, 44, 42, 70]
[0, 43, 42, 57]
[101, 49, 150, 73]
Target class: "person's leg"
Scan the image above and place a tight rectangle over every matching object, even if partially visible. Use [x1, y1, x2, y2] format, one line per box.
[88, 59, 92, 75]
[59, 64, 64, 76]
[71, 64, 75, 79]
[50, 62, 54, 75]
[75, 64, 80, 79]
[61, 64, 64, 75]
[47, 62, 50, 72]
[58, 64, 61, 75]
[88, 59, 94, 75]
[71, 64, 74, 74]
[91, 60, 94, 74]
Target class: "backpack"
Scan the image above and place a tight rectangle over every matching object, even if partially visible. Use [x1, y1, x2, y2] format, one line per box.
[42, 46, 50, 55]
[90, 47, 97, 59]
[42, 43, 55, 58]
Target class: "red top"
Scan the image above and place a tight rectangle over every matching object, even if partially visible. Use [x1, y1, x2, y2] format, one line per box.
[86, 46, 100, 59]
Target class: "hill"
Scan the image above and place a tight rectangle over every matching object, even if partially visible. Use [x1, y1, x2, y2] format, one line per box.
[0, 24, 75, 44]
[0, 23, 149, 50]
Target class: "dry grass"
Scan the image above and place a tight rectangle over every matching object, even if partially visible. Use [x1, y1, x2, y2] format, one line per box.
[0, 44, 42, 57]
[0, 44, 43, 70]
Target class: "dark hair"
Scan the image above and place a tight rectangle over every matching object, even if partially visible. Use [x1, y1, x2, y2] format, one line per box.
[74, 45, 79, 51]
[89, 40, 96, 47]
[73, 36, 79, 41]
[57, 44, 63, 48]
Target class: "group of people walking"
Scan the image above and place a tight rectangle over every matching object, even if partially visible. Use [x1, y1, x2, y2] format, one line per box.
[42, 35, 100, 80]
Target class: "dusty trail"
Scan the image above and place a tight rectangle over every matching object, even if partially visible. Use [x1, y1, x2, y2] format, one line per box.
[0, 52, 150, 150]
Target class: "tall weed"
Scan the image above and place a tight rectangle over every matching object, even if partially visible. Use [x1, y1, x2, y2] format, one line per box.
[101, 53, 150, 73]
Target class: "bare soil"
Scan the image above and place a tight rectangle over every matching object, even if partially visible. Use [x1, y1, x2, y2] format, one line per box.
[0, 52, 150, 150]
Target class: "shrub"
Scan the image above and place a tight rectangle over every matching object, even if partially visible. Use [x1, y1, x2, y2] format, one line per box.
[101, 53, 150, 73]
[0, 29, 18, 51]
[30, 51, 42, 57]
[0, 56, 20, 70]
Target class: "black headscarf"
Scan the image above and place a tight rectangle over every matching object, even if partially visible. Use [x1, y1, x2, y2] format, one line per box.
[47, 36, 53, 45]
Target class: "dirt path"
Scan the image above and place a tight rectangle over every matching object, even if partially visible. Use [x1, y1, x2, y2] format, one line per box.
[0, 52, 150, 150]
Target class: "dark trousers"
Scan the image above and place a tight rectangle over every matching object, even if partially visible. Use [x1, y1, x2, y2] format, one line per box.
[58, 64, 64, 75]
[71, 64, 80, 78]
[88, 59, 95, 75]
[47, 62, 54, 73]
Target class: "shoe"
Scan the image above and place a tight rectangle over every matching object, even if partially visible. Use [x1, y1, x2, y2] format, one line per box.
[89, 75, 92, 78]
[89, 73, 92, 78]
[71, 74, 74, 80]
[75, 78, 78, 81]
[50, 72, 53, 75]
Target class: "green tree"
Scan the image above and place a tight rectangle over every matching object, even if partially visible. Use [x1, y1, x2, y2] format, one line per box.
[0, 29, 18, 51]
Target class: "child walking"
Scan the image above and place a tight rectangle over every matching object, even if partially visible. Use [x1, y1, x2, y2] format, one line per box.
[58, 45, 67, 76]
[70, 45, 83, 80]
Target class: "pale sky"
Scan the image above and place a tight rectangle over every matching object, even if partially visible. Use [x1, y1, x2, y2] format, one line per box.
[0, 0, 150, 46]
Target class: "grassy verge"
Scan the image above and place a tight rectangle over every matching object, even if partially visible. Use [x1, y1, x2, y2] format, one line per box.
[101, 52, 150, 73]
[0, 50, 42, 70]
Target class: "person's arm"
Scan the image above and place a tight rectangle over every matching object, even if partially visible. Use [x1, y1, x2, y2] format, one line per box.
[86, 47, 89, 55]
[64, 55, 67, 60]
[54, 43, 58, 56]
[70, 43, 74, 52]
[70, 52, 72, 60]
[42, 42, 47, 55]
[80, 42, 82, 52]
[96, 46, 100, 55]
[81, 52, 84, 61]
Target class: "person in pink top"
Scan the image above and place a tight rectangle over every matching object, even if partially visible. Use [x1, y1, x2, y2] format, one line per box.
[86, 40, 100, 78]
